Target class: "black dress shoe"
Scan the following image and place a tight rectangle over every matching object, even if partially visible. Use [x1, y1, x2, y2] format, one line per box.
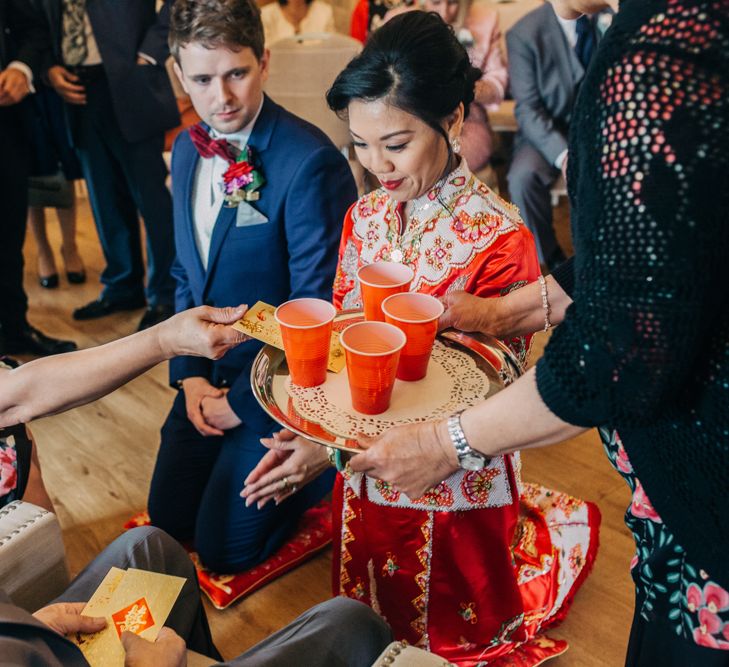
[73, 295, 146, 320]
[66, 270, 87, 284]
[3, 326, 77, 356]
[39, 274, 60, 289]
[137, 304, 175, 331]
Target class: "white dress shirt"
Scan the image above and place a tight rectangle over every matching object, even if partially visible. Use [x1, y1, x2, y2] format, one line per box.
[191, 100, 264, 269]
[79, 12, 102, 65]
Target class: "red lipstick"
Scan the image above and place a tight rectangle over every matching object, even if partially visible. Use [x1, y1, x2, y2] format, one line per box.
[380, 178, 404, 190]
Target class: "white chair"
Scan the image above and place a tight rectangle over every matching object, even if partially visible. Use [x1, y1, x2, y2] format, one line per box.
[265, 33, 366, 191]
[265, 32, 361, 146]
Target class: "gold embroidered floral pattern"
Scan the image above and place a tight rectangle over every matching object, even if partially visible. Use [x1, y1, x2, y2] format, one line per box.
[568, 544, 585, 576]
[350, 577, 366, 600]
[412, 481, 454, 508]
[382, 552, 400, 577]
[459, 602, 478, 624]
[375, 479, 401, 503]
[410, 515, 434, 648]
[452, 210, 502, 244]
[339, 484, 358, 593]
[513, 517, 539, 558]
[423, 235, 454, 273]
[461, 468, 500, 505]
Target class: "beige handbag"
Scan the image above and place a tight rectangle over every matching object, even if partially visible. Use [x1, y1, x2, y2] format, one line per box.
[372, 642, 454, 667]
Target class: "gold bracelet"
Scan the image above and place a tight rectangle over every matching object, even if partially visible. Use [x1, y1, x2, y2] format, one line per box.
[537, 275, 551, 332]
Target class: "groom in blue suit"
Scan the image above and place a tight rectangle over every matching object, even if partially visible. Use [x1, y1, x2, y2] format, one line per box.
[148, 0, 357, 572]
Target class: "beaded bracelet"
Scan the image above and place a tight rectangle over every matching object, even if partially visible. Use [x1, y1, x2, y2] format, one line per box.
[537, 275, 552, 332]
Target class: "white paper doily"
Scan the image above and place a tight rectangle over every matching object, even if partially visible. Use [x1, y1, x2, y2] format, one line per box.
[271, 339, 492, 438]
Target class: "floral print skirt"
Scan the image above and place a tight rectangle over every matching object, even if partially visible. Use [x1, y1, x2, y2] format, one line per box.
[0, 423, 32, 508]
[600, 427, 729, 651]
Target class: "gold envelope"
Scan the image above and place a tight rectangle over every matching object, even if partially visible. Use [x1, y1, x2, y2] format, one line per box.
[71, 567, 185, 667]
[233, 300, 345, 372]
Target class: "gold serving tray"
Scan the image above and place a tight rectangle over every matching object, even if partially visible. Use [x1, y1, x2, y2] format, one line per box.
[250, 311, 521, 454]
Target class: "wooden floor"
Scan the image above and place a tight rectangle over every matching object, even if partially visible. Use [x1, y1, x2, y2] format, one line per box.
[21, 195, 635, 665]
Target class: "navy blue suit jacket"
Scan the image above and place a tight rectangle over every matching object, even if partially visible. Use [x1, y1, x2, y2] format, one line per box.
[38, 0, 179, 143]
[169, 95, 357, 423]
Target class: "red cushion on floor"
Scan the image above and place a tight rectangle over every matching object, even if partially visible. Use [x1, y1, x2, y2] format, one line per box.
[123, 501, 333, 610]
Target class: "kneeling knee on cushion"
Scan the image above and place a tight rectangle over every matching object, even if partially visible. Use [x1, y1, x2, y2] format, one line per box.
[194, 536, 268, 574]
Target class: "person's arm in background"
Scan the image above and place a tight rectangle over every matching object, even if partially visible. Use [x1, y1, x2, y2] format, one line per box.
[506, 26, 568, 166]
[0, 306, 248, 428]
[0, 0, 47, 106]
[136, 0, 172, 65]
[468, 5, 507, 108]
[439, 263, 573, 338]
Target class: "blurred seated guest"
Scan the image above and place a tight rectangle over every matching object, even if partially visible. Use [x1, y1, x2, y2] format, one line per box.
[350, 0, 408, 43]
[0, 0, 77, 357]
[243, 13, 599, 666]
[387, 0, 507, 171]
[0, 526, 392, 666]
[261, 0, 335, 44]
[506, 0, 597, 270]
[27, 81, 85, 289]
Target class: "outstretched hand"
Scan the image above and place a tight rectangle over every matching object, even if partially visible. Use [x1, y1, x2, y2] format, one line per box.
[157, 304, 250, 360]
[33, 602, 106, 636]
[241, 430, 329, 508]
[349, 420, 458, 500]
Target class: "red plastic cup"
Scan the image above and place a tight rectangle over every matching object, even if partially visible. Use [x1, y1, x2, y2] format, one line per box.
[358, 262, 414, 322]
[339, 321, 406, 415]
[274, 298, 336, 387]
[381, 292, 444, 381]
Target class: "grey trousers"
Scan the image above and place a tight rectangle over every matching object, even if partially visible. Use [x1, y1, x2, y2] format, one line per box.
[507, 141, 562, 266]
[56, 527, 392, 666]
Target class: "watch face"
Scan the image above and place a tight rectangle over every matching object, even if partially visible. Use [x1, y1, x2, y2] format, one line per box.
[460, 452, 487, 471]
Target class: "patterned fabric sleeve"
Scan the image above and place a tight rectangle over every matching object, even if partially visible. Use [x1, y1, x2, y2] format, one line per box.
[464, 224, 540, 369]
[332, 203, 357, 311]
[536, 2, 729, 429]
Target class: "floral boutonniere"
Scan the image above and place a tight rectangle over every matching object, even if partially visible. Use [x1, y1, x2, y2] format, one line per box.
[222, 146, 265, 207]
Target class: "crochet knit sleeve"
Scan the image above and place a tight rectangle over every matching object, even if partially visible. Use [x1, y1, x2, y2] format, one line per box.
[536, 4, 729, 428]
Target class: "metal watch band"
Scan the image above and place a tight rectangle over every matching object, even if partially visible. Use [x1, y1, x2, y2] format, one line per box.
[447, 410, 489, 469]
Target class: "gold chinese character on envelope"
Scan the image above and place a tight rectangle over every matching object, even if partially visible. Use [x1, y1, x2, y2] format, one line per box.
[111, 597, 155, 638]
[233, 301, 345, 372]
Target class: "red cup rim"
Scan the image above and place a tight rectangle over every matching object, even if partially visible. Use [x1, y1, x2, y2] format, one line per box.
[274, 298, 336, 329]
[357, 262, 414, 289]
[339, 321, 407, 356]
[381, 292, 445, 324]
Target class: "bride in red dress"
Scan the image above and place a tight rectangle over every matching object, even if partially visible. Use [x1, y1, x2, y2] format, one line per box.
[243, 12, 599, 665]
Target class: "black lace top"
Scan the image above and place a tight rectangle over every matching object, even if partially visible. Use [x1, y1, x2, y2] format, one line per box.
[536, 0, 729, 586]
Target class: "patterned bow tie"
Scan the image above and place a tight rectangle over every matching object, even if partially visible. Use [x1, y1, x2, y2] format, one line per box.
[189, 124, 239, 163]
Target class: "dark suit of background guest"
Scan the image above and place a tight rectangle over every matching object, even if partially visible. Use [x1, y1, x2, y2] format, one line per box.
[0, 0, 76, 355]
[506, 2, 596, 269]
[148, 96, 357, 573]
[41, 0, 180, 327]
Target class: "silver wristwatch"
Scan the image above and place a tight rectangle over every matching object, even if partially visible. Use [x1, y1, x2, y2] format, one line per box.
[447, 411, 490, 471]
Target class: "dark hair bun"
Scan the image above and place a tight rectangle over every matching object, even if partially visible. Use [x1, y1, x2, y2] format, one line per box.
[327, 11, 482, 130]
